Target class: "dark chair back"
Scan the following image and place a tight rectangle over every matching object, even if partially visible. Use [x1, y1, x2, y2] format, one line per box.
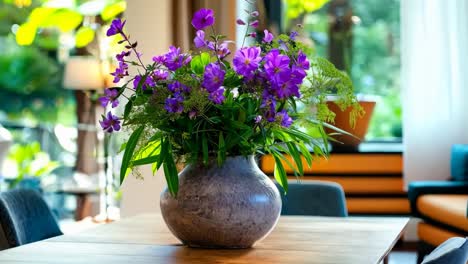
[276, 181, 348, 217]
[0, 189, 62, 249]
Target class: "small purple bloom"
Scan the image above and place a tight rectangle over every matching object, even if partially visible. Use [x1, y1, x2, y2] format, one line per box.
[248, 32, 257, 38]
[296, 51, 310, 70]
[290, 65, 306, 85]
[165, 94, 184, 113]
[191, 8, 215, 30]
[254, 115, 262, 123]
[99, 89, 119, 108]
[164, 46, 184, 71]
[264, 49, 290, 78]
[116, 51, 130, 62]
[277, 110, 293, 127]
[189, 110, 198, 119]
[111, 61, 128, 83]
[263, 29, 274, 43]
[153, 70, 169, 81]
[249, 20, 259, 28]
[106, 18, 126, 37]
[233, 47, 262, 80]
[202, 63, 225, 92]
[278, 39, 289, 52]
[236, 19, 246, 25]
[152, 55, 165, 64]
[217, 42, 231, 59]
[133, 75, 155, 90]
[208, 87, 225, 104]
[168, 81, 190, 93]
[290, 31, 299, 40]
[100, 111, 121, 133]
[194, 30, 207, 48]
[251, 11, 259, 17]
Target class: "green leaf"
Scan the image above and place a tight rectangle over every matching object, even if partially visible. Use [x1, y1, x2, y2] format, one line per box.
[217, 132, 225, 166]
[202, 133, 208, 165]
[163, 144, 179, 196]
[75, 26, 95, 48]
[42, 9, 83, 32]
[190, 52, 211, 74]
[273, 153, 288, 194]
[132, 155, 160, 166]
[286, 142, 303, 176]
[16, 23, 37, 46]
[123, 97, 133, 120]
[120, 125, 145, 185]
[101, 1, 127, 21]
[297, 141, 313, 167]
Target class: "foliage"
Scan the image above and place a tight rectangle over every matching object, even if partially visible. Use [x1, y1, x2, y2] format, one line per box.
[284, 0, 402, 139]
[6, 141, 60, 188]
[14, 0, 126, 48]
[100, 8, 358, 196]
[284, 0, 330, 19]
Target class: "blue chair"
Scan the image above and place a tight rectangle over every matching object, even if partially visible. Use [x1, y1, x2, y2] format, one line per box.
[422, 237, 468, 264]
[0, 189, 62, 250]
[276, 180, 348, 217]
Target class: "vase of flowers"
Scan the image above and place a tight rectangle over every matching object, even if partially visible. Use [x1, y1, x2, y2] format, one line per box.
[100, 6, 357, 248]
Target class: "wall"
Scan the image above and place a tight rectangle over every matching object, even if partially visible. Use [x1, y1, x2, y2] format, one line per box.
[119, 0, 172, 218]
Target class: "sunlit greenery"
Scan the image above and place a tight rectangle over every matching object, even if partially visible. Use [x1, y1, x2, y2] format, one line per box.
[284, 0, 402, 139]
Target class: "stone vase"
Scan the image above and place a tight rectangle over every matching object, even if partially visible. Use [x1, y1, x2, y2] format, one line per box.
[160, 155, 281, 248]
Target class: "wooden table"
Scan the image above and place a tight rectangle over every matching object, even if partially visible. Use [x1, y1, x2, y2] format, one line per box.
[0, 214, 408, 264]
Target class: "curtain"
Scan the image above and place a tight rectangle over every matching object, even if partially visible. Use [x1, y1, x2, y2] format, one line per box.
[401, 0, 468, 184]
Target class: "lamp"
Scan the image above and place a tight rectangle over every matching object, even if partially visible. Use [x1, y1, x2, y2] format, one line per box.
[63, 57, 105, 90]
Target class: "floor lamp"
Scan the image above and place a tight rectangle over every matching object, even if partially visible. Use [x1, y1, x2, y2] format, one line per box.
[63, 56, 110, 221]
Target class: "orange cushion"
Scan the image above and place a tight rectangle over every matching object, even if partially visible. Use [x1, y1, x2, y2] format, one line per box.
[417, 194, 468, 232]
[418, 222, 463, 246]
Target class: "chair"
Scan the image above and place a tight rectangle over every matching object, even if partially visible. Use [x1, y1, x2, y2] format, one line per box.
[408, 144, 468, 262]
[421, 237, 468, 264]
[0, 189, 62, 250]
[276, 181, 348, 217]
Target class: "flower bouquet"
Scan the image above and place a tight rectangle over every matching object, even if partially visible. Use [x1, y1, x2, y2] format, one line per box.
[99, 6, 358, 248]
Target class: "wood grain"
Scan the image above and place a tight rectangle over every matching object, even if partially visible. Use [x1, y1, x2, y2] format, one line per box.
[0, 214, 408, 264]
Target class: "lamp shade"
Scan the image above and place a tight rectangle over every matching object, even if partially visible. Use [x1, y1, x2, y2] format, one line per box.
[63, 57, 105, 90]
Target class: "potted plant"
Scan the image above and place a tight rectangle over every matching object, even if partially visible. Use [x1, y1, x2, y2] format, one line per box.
[99, 7, 357, 248]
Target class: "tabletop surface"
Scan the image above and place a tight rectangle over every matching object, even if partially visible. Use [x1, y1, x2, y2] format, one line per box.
[0, 214, 408, 264]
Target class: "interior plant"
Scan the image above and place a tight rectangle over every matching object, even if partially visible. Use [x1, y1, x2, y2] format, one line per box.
[99, 6, 357, 248]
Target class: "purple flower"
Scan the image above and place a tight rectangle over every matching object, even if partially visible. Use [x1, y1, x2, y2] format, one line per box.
[254, 115, 262, 123]
[153, 70, 169, 81]
[111, 61, 128, 83]
[165, 94, 184, 113]
[290, 31, 298, 40]
[99, 89, 119, 108]
[236, 19, 246, 25]
[264, 49, 290, 78]
[116, 51, 130, 62]
[202, 63, 225, 92]
[100, 111, 121, 133]
[297, 51, 310, 70]
[168, 81, 190, 93]
[290, 65, 306, 85]
[263, 29, 274, 43]
[208, 87, 225, 104]
[251, 11, 259, 17]
[194, 30, 206, 48]
[233, 47, 262, 80]
[191, 8, 215, 30]
[163, 46, 185, 71]
[152, 55, 165, 64]
[276, 110, 293, 127]
[133, 75, 155, 90]
[217, 42, 231, 59]
[274, 80, 300, 99]
[248, 32, 257, 38]
[249, 20, 259, 28]
[189, 110, 198, 119]
[107, 19, 126, 36]
[278, 40, 289, 52]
